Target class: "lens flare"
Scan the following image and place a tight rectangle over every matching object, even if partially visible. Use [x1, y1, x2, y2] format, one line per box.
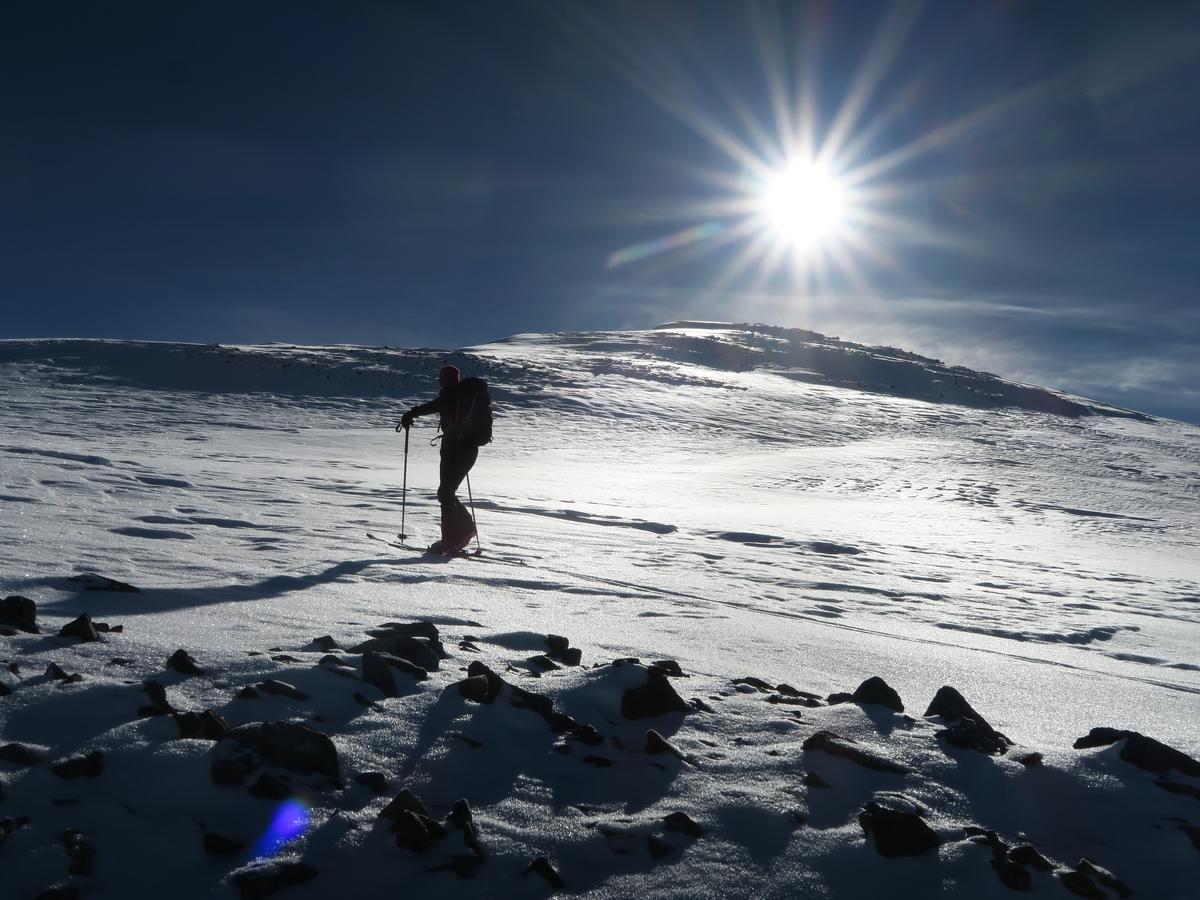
[251, 797, 310, 859]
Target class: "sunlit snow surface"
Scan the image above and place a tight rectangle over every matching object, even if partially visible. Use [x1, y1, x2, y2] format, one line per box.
[0, 325, 1197, 897]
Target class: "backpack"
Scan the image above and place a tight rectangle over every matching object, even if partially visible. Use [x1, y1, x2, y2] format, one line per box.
[456, 377, 493, 446]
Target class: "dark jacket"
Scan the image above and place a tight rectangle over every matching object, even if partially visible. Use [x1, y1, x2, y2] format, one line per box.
[410, 382, 472, 446]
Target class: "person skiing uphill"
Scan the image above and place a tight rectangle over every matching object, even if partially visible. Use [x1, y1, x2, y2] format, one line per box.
[398, 365, 492, 554]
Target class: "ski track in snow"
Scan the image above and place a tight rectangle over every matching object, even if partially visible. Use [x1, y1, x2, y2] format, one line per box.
[0, 330, 1197, 897]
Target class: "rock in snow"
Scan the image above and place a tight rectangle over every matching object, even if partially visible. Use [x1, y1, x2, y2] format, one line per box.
[1074, 727, 1200, 777]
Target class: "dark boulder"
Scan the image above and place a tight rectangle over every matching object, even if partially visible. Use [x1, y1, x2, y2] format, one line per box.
[0, 595, 39, 633]
[545, 634, 570, 653]
[174, 710, 229, 740]
[167, 648, 203, 675]
[858, 801, 940, 857]
[802, 731, 910, 774]
[733, 676, 774, 692]
[664, 811, 704, 838]
[456, 675, 493, 704]
[257, 679, 310, 700]
[925, 686, 1011, 755]
[139, 680, 173, 716]
[50, 750, 104, 779]
[211, 722, 340, 787]
[524, 856, 566, 888]
[61, 828, 96, 875]
[312, 635, 339, 651]
[826, 692, 854, 705]
[380, 788, 430, 821]
[852, 676, 904, 713]
[355, 772, 389, 794]
[1073, 727, 1200, 777]
[645, 729, 684, 758]
[394, 810, 448, 851]
[67, 572, 140, 593]
[0, 742, 41, 765]
[650, 660, 684, 677]
[58, 614, 99, 643]
[622, 669, 690, 719]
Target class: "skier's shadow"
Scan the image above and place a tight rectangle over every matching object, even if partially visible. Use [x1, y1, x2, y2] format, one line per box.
[16, 557, 435, 616]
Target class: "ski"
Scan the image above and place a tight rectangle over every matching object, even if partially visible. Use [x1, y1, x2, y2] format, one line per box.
[366, 533, 527, 567]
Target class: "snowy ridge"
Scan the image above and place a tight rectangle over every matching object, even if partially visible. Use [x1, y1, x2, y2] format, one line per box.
[0, 327, 1197, 898]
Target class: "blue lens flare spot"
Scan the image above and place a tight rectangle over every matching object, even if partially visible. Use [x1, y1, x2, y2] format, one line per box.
[252, 798, 310, 858]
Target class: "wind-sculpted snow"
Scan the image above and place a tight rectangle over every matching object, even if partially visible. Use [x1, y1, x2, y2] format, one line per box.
[1, 327, 1197, 897]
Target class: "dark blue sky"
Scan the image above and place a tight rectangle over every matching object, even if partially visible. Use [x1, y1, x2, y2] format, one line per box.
[3, 1, 1198, 422]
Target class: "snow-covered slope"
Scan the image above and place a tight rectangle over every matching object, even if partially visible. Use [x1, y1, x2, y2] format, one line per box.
[1, 325, 1197, 898]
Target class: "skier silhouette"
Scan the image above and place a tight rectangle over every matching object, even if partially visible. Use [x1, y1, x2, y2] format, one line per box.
[398, 365, 490, 553]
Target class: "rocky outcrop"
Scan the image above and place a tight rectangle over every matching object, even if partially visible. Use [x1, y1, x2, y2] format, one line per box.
[802, 731, 910, 774]
[1074, 727, 1200, 776]
[211, 722, 340, 793]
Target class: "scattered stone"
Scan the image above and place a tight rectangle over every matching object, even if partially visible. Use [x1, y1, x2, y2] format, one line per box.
[211, 722, 340, 788]
[690, 698, 715, 713]
[312, 635, 339, 651]
[545, 634, 570, 653]
[51, 751, 104, 779]
[1008, 845, 1055, 871]
[167, 648, 203, 675]
[257, 679, 310, 700]
[0, 595, 39, 633]
[733, 676, 774, 692]
[852, 676, 904, 713]
[524, 856, 566, 888]
[61, 828, 95, 875]
[925, 686, 1011, 755]
[236, 686, 260, 700]
[0, 742, 40, 765]
[139, 680, 173, 716]
[1058, 869, 1105, 899]
[583, 756, 614, 768]
[1076, 859, 1132, 898]
[394, 810, 448, 852]
[858, 801, 940, 857]
[551, 647, 583, 666]
[646, 836, 674, 859]
[569, 724, 604, 746]
[527, 654, 561, 671]
[45, 662, 70, 680]
[990, 857, 1032, 891]
[92, 621, 122, 633]
[107, 657, 133, 667]
[1014, 752, 1043, 767]
[351, 625, 442, 671]
[805, 771, 831, 789]
[380, 788, 430, 821]
[270, 654, 300, 663]
[645, 729, 684, 759]
[355, 772, 388, 794]
[202, 831, 245, 856]
[649, 659, 684, 677]
[826, 692, 854, 705]
[173, 709, 229, 740]
[768, 694, 822, 708]
[58, 614, 99, 643]
[458, 640, 481, 653]
[456, 674, 492, 704]
[663, 811, 704, 837]
[1073, 727, 1200, 777]
[231, 861, 318, 899]
[448, 799, 481, 855]
[802, 731, 910, 774]
[68, 572, 140, 593]
[622, 668, 690, 719]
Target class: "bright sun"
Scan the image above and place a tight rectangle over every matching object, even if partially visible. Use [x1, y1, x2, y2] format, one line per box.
[761, 161, 847, 248]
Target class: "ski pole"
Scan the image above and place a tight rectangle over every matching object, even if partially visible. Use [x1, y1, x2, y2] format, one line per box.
[397, 422, 410, 540]
[465, 470, 481, 554]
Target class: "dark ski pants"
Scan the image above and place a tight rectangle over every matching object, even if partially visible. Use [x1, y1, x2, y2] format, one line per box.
[437, 441, 478, 538]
